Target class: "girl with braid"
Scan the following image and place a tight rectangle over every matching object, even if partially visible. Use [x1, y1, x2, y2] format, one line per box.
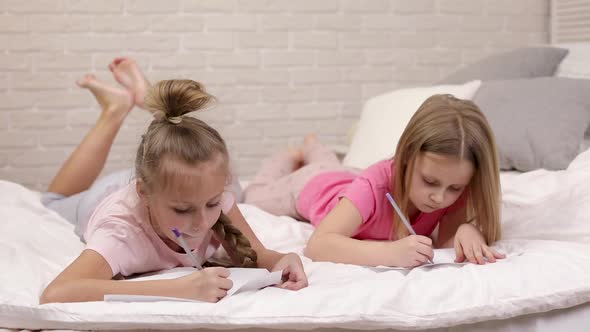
[41, 59, 307, 304]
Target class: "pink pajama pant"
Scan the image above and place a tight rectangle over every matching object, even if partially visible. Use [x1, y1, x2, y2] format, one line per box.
[243, 140, 350, 219]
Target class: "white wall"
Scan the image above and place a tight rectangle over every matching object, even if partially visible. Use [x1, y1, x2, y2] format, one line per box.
[0, 0, 550, 189]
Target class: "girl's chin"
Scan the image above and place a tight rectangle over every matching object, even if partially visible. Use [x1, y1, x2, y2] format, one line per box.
[183, 234, 205, 247]
[420, 204, 440, 213]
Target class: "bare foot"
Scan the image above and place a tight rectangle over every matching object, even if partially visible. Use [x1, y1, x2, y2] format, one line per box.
[301, 133, 320, 164]
[288, 146, 304, 169]
[108, 57, 151, 108]
[303, 133, 318, 147]
[76, 74, 134, 121]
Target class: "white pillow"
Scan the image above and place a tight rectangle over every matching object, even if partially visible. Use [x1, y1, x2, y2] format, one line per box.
[342, 80, 482, 169]
[555, 42, 590, 79]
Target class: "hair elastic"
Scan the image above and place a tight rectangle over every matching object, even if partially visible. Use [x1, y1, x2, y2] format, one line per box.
[167, 116, 182, 124]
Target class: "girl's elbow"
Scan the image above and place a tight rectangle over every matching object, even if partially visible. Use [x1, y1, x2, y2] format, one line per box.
[303, 236, 321, 260]
[40, 283, 69, 304]
[40, 286, 58, 304]
[303, 245, 317, 261]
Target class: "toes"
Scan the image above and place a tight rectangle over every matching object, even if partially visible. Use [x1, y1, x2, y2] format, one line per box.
[76, 74, 96, 87]
[109, 57, 132, 73]
[303, 133, 317, 146]
[113, 57, 128, 65]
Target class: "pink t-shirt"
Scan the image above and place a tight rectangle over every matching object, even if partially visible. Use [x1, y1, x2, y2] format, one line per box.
[83, 181, 234, 277]
[296, 159, 464, 240]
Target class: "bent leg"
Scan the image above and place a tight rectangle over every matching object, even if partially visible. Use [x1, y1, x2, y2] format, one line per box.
[47, 75, 134, 196]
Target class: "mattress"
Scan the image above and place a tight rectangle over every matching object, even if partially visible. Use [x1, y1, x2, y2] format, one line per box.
[1, 149, 590, 331]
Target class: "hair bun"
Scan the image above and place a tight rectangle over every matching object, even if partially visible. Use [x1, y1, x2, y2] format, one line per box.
[144, 79, 216, 119]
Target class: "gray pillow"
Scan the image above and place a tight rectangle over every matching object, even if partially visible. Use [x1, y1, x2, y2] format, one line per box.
[440, 47, 569, 84]
[473, 77, 590, 171]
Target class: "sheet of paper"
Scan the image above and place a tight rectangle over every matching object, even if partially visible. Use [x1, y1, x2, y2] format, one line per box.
[104, 267, 283, 302]
[226, 268, 283, 296]
[367, 248, 523, 272]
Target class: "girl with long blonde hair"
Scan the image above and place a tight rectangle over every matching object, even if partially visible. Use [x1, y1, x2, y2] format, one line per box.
[244, 94, 504, 268]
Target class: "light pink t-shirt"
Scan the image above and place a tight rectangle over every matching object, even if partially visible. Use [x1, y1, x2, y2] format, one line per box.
[84, 181, 234, 277]
[296, 159, 464, 240]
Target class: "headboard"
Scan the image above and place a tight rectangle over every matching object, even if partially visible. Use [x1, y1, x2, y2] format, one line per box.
[551, 0, 590, 43]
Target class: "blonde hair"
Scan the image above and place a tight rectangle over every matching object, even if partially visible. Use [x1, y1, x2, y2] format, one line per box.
[392, 94, 501, 244]
[135, 79, 257, 268]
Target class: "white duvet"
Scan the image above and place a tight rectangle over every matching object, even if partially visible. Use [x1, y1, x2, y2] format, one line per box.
[1, 150, 590, 331]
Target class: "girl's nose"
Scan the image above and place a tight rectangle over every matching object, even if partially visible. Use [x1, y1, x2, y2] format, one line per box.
[183, 214, 205, 235]
[430, 190, 444, 204]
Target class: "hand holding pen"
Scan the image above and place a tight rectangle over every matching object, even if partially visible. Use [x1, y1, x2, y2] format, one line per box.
[169, 232, 232, 302]
[385, 193, 435, 265]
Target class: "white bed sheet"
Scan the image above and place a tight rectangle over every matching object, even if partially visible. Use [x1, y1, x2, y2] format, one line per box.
[2, 150, 590, 331]
[3, 304, 590, 332]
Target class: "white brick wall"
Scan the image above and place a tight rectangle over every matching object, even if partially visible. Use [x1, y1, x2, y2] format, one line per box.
[0, 0, 550, 189]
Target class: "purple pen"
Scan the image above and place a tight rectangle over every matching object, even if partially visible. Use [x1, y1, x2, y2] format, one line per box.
[172, 228, 203, 270]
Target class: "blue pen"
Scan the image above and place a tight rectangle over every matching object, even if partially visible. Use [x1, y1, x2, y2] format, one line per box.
[172, 228, 203, 270]
[385, 193, 434, 265]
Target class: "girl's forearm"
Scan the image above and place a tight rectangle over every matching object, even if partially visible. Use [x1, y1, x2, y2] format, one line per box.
[254, 247, 284, 271]
[40, 278, 181, 304]
[304, 233, 390, 266]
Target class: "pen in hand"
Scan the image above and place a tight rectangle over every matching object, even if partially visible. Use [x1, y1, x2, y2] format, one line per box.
[172, 228, 203, 270]
[385, 193, 434, 265]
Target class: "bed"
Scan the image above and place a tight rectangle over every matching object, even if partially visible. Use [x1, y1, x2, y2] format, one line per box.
[1, 143, 590, 331]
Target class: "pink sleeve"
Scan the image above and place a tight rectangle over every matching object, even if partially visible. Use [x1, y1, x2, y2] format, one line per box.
[339, 177, 376, 223]
[337, 160, 391, 224]
[84, 220, 149, 277]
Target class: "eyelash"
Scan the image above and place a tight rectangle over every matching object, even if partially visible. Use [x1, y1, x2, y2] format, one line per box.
[423, 179, 462, 192]
[173, 202, 221, 214]
[423, 178, 436, 186]
[174, 208, 191, 214]
[207, 202, 221, 208]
